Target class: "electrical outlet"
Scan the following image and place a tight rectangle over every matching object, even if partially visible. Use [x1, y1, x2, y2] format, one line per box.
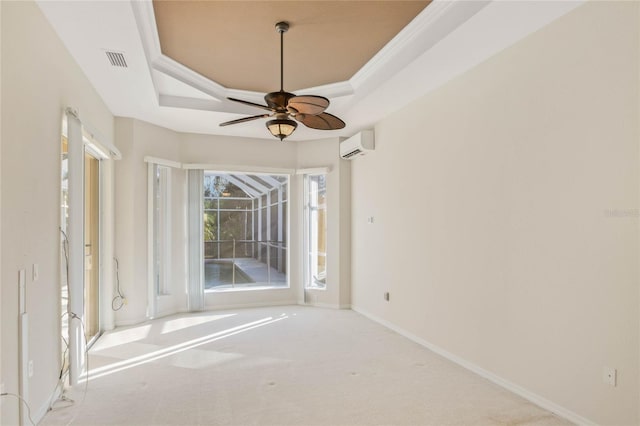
[28, 360, 34, 378]
[603, 366, 617, 387]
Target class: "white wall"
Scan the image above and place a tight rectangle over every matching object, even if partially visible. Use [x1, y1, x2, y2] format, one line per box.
[351, 2, 639, 424]
[1, 2, 114, 423]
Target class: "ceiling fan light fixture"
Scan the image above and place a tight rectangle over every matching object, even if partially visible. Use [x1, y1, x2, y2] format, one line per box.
[266, 118, 297, 141]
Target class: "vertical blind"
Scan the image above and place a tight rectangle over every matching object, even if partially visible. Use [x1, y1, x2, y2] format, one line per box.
[187, 169, 205, 311]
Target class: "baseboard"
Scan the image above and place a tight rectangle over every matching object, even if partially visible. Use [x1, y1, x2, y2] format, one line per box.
[35, 382, 63, 424]
[205, 300, 298, 311]
[113, 302, 301, 327]
[351, 305, 596, 426]
[299, 301, 339, 309]
[114, 316, 149, 327]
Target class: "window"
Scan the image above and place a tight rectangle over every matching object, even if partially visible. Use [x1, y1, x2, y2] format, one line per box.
[152, 164, 171, 295]
[203, 172, 288, 290]
[304, 174, 327, 289]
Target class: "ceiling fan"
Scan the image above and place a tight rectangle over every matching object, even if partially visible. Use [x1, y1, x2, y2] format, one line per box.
[219, 21, 346, 141]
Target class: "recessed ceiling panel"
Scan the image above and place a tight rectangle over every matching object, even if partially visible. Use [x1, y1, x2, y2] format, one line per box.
[153, 1, 430, 93]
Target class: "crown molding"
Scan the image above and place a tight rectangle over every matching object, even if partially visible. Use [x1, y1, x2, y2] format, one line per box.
[152, 54, 227, 101]
[350, 0, 490, 93]
[129, 0, 161, 101]
[131, 0, 224, 102]
[158, 95, 222, 112]
[295, 81, 354, 99]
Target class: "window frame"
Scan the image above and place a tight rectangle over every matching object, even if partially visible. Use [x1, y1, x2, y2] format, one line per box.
[303, 173, 327, 290]
[203, 172, 290, 292]
[151, 164, 172, 297]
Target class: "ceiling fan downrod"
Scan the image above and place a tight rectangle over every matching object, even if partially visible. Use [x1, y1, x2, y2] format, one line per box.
[275, 21, 289, 92]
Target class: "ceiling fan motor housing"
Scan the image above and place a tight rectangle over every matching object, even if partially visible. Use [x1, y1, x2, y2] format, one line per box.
[265, 91, 296, 111]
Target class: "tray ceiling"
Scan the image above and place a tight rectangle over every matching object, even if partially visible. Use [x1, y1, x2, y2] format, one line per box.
[35, 0, 585, 141]
[153, 1, 430, 93]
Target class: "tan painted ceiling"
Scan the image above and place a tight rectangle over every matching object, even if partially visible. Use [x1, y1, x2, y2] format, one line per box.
[153, 1, 430, 93]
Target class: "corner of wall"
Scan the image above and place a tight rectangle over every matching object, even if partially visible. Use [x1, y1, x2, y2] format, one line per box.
[338, 157, 352, 307]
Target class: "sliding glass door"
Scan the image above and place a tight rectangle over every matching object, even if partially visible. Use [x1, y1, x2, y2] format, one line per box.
[61, 111, 106, 384]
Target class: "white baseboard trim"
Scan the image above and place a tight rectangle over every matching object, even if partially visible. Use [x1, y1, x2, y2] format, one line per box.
[113, 302, 300, 328]
[351, 305, 596, 426]
[205, 300, 298, 311]
[34, 401, 48, 424]
[35, 383, 63, 424]
[297, 302, 352, 310]
[114, 316, 149, 327]
[299, 301, 339, 309]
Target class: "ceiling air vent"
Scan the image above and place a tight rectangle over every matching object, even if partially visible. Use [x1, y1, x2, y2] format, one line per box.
[105, 51, 127, 68]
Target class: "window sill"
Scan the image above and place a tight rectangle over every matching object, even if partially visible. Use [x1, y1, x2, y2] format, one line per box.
[205, 284, 290, 293]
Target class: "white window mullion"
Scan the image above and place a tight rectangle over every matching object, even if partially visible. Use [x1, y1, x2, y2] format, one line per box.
[304, 174, 327, 290]
[277, 186, 283, 272]
[147, 163, 157, 318]
[160, 168, 172, 295]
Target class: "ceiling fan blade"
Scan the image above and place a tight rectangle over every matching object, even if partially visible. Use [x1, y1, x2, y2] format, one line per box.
[297, 112, 346, 130]
[220, 114, 271, 127]
[228, 97, 274, 112]
[287, 95, 329, 115]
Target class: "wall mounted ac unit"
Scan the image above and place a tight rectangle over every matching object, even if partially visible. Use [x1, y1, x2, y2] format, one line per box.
[340, 130, 374, 160]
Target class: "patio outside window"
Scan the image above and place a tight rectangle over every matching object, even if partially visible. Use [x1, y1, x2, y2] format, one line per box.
[203, 172, 288, 290]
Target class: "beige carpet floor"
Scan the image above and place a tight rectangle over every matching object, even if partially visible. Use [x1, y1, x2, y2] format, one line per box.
[41, 306, 571, 426]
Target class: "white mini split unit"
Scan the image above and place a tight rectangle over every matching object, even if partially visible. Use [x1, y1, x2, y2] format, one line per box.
[340, 130, 375, 159]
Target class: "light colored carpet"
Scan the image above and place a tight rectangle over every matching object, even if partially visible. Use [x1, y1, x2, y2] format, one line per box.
[41, 306, 571, 426]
